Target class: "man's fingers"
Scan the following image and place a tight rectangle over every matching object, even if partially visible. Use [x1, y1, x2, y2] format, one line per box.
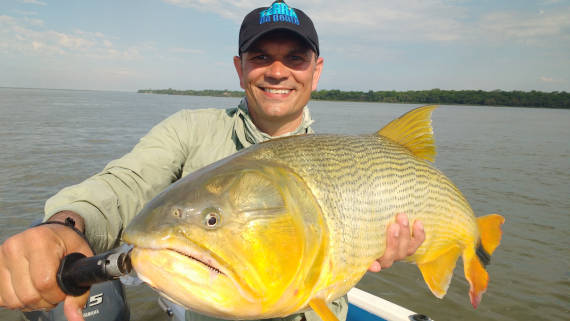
[9, 261, 43, 309]
[395, 213, 411, 260]
[0, 267, 20, 309]
[408, 220, 425, 255]
[368, 260, 381, 272]
[64, 292, 88, 321]
[0, 223, 92, 313]
[4, 226, 66, 310]
[378, 222, 400, 269]
[26, 231, 72, 304]
[370, 214, 426, 272]
[0, 265, 55, 310]
[28, 251, 67, 306]
[10, 249, 64, 309]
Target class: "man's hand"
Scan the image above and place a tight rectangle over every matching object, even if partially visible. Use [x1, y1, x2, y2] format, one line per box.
[0, 213, 92, 321]
[368, 213, 425, 272]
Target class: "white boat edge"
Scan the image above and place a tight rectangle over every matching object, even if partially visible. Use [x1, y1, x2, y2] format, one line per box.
[347, 287, 425, 321]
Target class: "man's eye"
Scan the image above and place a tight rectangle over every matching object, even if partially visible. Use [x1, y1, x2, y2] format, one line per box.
[251, 55, 268, 61]
[286, 55, 307, 67]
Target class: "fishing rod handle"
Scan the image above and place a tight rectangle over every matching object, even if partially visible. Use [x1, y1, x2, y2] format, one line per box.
[57, 249, 132, 296]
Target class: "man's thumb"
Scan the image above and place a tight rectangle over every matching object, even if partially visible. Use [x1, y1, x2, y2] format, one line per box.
[63, 291, 89, 321]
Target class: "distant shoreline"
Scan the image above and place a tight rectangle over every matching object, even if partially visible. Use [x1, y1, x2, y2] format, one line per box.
[137, 88, 569, 109]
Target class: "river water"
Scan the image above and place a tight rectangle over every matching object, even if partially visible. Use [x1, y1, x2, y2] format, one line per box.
[0, 88, 568, 320]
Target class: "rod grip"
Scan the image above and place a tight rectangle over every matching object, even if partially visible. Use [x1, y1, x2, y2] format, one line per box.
[57, 250, 132, 296]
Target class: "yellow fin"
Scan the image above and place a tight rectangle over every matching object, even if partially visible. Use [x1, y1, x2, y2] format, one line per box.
[477, 214, 505, 255]
[417, 246, 461, 298]
[308, 298, 339, 321]
[465, 214, 505, 308]
[376, 105, 438, 162]
[464, 250, 488, 309]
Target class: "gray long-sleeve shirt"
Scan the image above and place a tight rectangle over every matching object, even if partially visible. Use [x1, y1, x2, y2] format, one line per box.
[43, 98, 347, 321]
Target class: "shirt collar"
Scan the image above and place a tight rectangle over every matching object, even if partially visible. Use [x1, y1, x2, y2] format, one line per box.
[234, 98, 314, 148]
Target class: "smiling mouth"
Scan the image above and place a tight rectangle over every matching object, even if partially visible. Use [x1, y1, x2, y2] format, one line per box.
[167, 248, 225, 275]
[263, 87, 292, 95]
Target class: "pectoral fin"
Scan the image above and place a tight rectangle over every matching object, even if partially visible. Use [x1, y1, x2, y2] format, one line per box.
[417, 246, 462, 298]
[309, 298, 339, 321]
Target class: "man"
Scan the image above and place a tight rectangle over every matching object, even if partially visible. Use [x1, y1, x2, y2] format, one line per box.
[0, 1, 424, 321]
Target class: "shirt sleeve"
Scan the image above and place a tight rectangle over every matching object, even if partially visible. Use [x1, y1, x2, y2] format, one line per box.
[44, 110, 191, 253]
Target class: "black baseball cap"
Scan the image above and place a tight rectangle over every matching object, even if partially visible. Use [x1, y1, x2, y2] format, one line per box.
[238, 0, 319, 56]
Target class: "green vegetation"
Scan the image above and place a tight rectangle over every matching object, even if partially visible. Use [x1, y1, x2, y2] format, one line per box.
[138, 89, 243, 98]
[138, 88, 569, 109]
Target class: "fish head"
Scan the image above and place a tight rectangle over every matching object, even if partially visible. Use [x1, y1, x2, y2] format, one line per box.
[123, 157, 327, 318]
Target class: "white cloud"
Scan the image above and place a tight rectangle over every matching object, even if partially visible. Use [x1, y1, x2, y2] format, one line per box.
[169, 47, 204, 54]
[19, 0, 47, 6]
[478, 8, 570, 45]
[31, 40, 43, 51]
[23, 17, 44, 26]
[312, 0, 469, 42]
[162, 0, 467, 42]
[2, 1, 568, 91]
[162, 0, 260, 21]
[540, 76, 565, 83]
[105, 69, 139, 78]
[161, 0, 570, 47]
[12, 10, 38, 16]
[539, 0, 562, 5]
[0, 15, 144, 60]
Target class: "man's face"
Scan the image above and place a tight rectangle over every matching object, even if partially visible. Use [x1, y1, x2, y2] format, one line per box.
[233, 32, 324, 135]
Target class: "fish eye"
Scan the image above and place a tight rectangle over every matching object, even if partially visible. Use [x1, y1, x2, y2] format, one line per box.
[171, 207, 183, 218]
[203, 208, 221, 229]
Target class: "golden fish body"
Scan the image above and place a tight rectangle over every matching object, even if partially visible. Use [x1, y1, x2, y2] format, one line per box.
[123, 106, 504, 319]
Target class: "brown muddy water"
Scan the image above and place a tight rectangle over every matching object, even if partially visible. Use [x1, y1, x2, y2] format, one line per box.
[0, 88, 568, 320]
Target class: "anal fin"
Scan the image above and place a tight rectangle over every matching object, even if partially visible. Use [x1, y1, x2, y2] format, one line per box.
[417, 246, 461, 298]
[309, 298, 339, 321]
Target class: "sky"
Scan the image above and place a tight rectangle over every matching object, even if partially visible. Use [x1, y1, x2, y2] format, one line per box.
[1, 0, 569, 92]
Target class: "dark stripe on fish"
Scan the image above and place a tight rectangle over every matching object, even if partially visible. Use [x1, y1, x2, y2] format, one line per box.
[476, 242, 491, 267]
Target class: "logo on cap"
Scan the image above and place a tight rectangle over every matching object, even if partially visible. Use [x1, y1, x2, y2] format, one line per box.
[259, 1, 300, 25]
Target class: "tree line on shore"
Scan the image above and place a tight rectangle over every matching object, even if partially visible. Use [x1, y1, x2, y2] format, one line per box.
[137, 88, 569, 109]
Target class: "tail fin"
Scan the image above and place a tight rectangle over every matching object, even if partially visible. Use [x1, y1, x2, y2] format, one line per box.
[464, 214, 505, 308]
[478, 214, 504, 256]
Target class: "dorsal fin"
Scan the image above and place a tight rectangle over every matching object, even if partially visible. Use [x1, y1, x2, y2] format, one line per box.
[376, 105, 438, 162]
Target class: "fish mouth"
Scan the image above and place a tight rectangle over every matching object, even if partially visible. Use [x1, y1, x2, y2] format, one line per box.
[166, 247, 226, 276]
[129, 244, 259, 303]
[130, 243, 230, 277]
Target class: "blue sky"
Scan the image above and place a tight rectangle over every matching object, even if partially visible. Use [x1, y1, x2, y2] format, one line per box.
[1, 0, 569, 92]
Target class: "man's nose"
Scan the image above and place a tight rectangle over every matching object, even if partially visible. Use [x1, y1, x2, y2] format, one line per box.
[265, 60, 290, 81]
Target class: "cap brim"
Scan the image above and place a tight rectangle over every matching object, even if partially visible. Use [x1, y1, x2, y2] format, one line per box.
[239, 25, 318, 55]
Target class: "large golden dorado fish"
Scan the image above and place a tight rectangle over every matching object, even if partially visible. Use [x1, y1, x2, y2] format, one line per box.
[123, 105, 504, 320]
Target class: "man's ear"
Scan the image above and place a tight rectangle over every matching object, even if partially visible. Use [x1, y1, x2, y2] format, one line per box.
[311, 57, 324, 91]
[233, 56, 245, 90]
